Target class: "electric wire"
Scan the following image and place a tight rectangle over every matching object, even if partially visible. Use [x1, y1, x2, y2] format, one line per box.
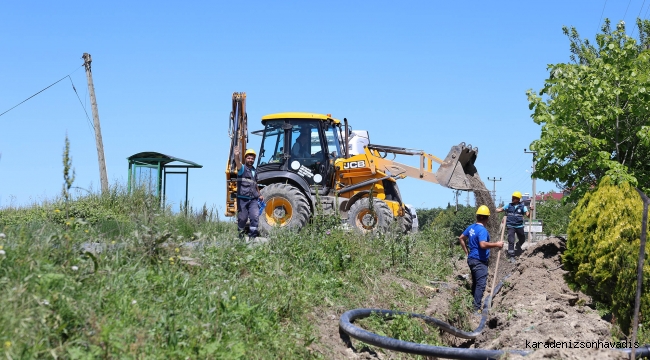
[0, 64, 84, 118]
[597, 0, 608, 33]
[68, 76, 95, 132]
[624, 0, 634, 24]
[631, 0, 647, 37]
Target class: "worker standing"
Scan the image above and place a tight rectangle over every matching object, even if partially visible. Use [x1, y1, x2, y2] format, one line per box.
[234, 147, 264, 239]
[458, 205, 504, 312]
[496, 191, 531, 261]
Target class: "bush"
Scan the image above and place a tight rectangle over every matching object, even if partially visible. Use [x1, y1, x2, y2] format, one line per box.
[563, 176, 650, 333]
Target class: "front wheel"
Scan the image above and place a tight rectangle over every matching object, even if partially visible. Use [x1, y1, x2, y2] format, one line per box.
[347, 197, 393, 234]
[259, 183, 311, 234]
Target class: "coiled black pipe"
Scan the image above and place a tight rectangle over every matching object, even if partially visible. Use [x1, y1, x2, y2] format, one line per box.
[339, 276, 650, 359]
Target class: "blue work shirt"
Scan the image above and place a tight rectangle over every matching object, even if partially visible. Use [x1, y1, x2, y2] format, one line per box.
[462, 223, 491, 261]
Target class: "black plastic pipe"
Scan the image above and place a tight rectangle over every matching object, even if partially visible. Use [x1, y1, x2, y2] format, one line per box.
[339, 276, 650, 359]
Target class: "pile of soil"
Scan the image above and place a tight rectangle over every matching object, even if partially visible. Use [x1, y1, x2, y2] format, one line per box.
[318, 174, 630, 358]
[474, 236, 628, 359]
[320, 236, 630, 359]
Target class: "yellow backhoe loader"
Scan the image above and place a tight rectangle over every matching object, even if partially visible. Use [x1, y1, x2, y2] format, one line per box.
[225, 92, 478, 234]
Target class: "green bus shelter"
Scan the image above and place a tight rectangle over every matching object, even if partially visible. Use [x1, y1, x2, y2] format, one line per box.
[127, 152, 202, 211]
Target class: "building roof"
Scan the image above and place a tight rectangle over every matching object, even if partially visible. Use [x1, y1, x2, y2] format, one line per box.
[535, 192, 564, 201]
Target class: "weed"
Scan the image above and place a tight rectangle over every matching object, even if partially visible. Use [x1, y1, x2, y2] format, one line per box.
[356, 311, 442, 355]
[447, 288, 474, 331]
[0, 185, 459, 358]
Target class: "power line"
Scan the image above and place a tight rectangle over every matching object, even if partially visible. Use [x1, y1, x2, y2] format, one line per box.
[0, 65, 84, 118]
[631, 0, 647, 36]
[501, 156, 529, 178]
[624, 0, 634, 24]
[597, 0, 608, 33]
[68, 76, 95, 132]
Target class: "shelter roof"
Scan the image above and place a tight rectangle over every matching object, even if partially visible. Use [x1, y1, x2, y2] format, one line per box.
[127, 152, 202, 168]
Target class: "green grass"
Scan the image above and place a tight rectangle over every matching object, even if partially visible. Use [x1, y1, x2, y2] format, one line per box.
[0, 190, 461, 359]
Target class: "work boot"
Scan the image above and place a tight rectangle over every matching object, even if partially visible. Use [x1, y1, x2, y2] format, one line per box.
[249, 230, 260, 239]
[238, 229, 247, 240]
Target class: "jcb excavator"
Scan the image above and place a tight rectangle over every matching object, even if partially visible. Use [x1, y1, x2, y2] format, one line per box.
[225, 92, 479, 234]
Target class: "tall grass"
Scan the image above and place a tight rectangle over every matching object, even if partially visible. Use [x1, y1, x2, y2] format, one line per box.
[0, 189, 461, 359]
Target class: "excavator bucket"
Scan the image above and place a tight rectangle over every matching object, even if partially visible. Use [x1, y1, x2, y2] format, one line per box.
[434, 142, 478, 191]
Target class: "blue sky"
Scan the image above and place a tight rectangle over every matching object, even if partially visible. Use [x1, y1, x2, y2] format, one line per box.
[0, 0, 643, 214]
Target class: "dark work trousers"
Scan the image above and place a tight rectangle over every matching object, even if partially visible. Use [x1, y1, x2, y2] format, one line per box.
[507, 227, 526, 257]
[237, 197, 259, 235]
[467, 257, 489, 311]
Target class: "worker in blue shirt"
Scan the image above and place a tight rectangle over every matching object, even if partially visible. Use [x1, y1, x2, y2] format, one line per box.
[458, 205, 504, 312]
[496, 191, 531, 261]
[234, 147, 264, 239]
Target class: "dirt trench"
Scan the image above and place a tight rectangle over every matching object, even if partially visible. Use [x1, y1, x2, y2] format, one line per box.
[314, 174, 627, 359]
[320, 236, 626, 359]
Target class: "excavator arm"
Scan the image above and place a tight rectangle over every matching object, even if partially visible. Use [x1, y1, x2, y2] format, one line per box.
[364, 142, 478, 191]
[225, 92, 248, 217]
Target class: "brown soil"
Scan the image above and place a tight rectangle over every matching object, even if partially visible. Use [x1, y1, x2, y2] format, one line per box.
[313, 236, 628, 359]
[313, 176, 627, 359]
[467, 171, 500, 239]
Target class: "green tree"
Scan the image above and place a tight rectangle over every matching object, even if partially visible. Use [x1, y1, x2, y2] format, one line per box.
[431, 205, 476, 237]
[415, 207, 443, 229]
[534, 193, 575, 236]
[563, 177, 650, 333]
[527, 19, 650, 201]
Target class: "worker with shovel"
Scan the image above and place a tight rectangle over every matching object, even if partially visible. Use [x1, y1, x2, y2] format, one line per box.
[458, 205, 504, 312]
[496, 191, 531, 262]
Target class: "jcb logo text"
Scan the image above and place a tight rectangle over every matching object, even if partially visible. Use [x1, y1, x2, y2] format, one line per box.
[343, 161, 366, 169]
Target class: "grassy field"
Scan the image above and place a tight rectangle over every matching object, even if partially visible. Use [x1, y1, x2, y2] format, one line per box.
[0, 189, 466, 359]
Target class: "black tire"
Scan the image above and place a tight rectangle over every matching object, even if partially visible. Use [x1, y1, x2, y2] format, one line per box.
[259, 183, 311, 233]
[399, 206, 413, 233]
[347, 197, 393, 234]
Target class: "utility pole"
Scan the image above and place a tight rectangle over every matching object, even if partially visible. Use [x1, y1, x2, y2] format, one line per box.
[83, 53, 109, 194]
[524, 148, 537, 242]
[524, 149, 537, 218]
[487, 177, 502, 204]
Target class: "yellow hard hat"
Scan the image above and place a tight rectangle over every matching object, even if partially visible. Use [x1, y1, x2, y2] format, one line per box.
[476, 205, 490, 216]
[512, 191, 522, 199]
[244, 148, 257, 157]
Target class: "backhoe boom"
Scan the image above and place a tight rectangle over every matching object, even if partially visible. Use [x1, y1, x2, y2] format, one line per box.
[225, 92, 247, 217]
[364, 142, 477, 191]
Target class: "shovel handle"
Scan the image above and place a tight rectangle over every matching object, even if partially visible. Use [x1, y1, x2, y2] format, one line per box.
[487, 216, 507, 310]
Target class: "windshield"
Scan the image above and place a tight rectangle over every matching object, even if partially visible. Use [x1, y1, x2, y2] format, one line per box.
[324, 124, 342, 158]
[258, 120, 286, 166]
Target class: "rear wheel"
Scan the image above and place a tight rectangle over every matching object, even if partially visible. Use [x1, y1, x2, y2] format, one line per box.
[259, 183, 311, 233]
[347, 197, 393, 234]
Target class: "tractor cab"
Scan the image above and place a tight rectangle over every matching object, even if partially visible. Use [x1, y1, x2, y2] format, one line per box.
[256, 113, 343, 190]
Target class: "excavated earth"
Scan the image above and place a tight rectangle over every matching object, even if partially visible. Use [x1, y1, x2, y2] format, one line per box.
[314, 174, 628, 358]
[315, 237, 628, 359]
[473, 236, 628, 359]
